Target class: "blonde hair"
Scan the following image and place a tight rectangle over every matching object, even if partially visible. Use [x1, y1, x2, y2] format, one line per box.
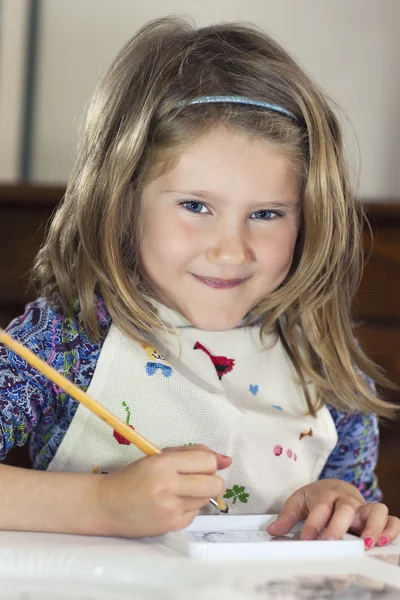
[33, 17, 395, 417]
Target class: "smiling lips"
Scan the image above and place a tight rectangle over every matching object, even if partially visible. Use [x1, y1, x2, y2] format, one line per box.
[192, 274, 249, 289]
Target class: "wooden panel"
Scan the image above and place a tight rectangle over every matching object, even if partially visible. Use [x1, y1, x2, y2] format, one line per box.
[354, 209, 400, 516]
[0, 207, 51, 307]
[0, 186, 399, 516]
[355, 229, 400, 322]
[0, 185, 63, 325]
[355, 225, 400, 406]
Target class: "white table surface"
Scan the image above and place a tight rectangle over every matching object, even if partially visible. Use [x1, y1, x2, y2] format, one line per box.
[0, 529, 399, 599]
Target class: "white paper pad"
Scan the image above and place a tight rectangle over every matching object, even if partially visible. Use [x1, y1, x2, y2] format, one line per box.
[158, 514, 364, 560]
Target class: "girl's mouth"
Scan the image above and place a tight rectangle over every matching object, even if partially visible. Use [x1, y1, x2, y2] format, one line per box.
[192, 274, 249, 289]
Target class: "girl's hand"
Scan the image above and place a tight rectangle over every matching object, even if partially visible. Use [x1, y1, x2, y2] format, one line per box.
[97, 444, 231, 538]
[267, 479, 400, 549]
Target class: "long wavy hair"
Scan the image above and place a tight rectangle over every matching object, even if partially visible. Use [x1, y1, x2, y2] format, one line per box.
[32, 17, 395, 417]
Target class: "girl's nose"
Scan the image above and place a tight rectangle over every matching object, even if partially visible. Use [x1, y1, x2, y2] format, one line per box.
[205, 232, 252, 266]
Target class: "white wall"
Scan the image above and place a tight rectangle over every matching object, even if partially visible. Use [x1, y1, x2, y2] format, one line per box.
[31, 0, 400, 199]
[0, 0, 30, 180]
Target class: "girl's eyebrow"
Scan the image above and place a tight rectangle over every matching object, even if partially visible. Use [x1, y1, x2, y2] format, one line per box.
[162, 189, 213, 199]
[162, 189, 300, 209]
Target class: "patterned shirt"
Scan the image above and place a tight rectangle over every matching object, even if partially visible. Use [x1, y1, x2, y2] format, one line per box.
[0, 298, 381, 501]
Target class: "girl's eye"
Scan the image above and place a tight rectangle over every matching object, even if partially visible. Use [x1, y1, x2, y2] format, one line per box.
[181, 201, 209, 214]
[250, 210, 281, 221]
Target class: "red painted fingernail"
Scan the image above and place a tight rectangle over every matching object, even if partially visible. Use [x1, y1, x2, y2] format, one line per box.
[220, 455, 231, 459]
[364, 537, 374, 549]
[378, 536, 389, 547]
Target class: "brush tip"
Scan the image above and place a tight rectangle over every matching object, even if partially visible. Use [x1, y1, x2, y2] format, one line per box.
[216, 497, 229, 514]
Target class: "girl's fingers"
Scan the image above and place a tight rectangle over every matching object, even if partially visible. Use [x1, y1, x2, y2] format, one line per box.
[320, 501, 359, 540]
[375, 515, 400, 548]
[368, 516, 400, 546]
[177, 474, 225, 499]
[181, 497, 211, 511]
[300, 502, 334, 540]
[163, 445, 232, 471]
[171, 450, 218, 474]
[173, 509, 199, 532]
[352, 503, 389, 548]
[267, 492, 305, 536]
[213, 454, 232, 471]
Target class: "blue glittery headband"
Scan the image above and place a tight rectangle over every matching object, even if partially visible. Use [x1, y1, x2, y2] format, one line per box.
[176, 95, 297, 122]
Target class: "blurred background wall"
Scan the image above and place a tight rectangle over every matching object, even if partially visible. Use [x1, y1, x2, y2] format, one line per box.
[1, 0, 400, 197]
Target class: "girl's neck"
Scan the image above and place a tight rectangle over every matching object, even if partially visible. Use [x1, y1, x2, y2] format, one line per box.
[151, 300, 193, 328]
[151, 299, 259, 330]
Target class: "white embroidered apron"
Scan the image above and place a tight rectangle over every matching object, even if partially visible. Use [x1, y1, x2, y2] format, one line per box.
[48, 307, 337, 515]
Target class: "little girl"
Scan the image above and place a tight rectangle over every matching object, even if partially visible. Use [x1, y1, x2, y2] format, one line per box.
[0, 17, 399, 547]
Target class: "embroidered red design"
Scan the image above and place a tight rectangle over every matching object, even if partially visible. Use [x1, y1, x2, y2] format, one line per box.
[286, 449, 293, 458]
[113, 401, 135, 445]
[299, 427, 313, 441]
[273, 444, 283, 456]
[193, 341, 235, 379]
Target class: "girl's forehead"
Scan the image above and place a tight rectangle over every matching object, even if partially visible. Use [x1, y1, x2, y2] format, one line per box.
[147, 126, 302, 202]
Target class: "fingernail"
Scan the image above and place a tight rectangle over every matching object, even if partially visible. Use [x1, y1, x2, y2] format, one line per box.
[364, 537, 374, 549]
[219, 454, 231, 459]
[302, 536, 313, 541]
[321, 535, 334, 541]
[378, 536, 389, 547]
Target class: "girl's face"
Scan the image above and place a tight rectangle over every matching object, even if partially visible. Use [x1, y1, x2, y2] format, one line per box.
[140, 125, 301, 331]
